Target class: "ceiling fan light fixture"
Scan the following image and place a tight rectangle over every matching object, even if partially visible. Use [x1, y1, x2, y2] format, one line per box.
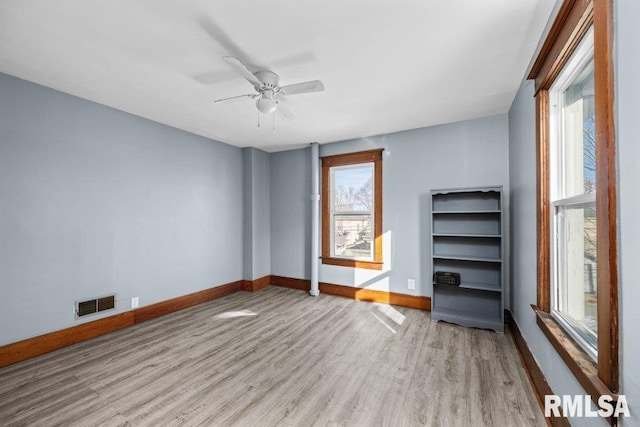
[256, 96, 277, 114]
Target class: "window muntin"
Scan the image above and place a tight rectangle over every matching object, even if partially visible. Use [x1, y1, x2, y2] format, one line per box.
[549, 29, 598, 359]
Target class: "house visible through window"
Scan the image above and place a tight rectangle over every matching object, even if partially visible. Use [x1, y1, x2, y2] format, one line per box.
[322, 149, 383, 270]
[331, 164, 373, 259]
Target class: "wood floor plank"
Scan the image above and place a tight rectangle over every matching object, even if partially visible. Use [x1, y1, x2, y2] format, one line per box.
[0, 287, 545, 426]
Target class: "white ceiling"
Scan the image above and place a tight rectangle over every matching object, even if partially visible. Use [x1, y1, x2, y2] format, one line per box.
[0, 0, 557, 152]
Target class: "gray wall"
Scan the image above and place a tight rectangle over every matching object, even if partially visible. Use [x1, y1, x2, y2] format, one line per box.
[616, 0, 639, 423]
[270, 115, 510, 300]
[508, 1, 640, 424]
[242, 147, 271, 280]
[0, 73, 243, 346]
[270, 147, 311, 280]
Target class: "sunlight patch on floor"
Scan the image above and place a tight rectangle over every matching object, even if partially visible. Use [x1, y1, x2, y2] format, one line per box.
[369, 310, 396, 334]
[373, 302, 405, 325]
[213, 309, 258, 319]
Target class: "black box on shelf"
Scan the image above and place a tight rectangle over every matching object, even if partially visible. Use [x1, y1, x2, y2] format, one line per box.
[433, 271, 461, 286]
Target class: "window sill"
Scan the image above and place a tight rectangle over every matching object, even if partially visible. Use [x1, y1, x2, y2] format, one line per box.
[531, 305, 616, 408]
[321, 257, 383, 270]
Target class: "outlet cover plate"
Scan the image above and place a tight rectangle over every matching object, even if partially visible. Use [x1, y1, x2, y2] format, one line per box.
[408, 279, 416, 290]
[131, 297, 139, 308]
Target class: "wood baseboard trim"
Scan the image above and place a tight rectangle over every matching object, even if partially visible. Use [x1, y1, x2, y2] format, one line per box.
[0, 312, 135, 369]
[133, 281, 244, 323]
[270, 276, 312, 291]
[506, 310, 568, 426]
[0, 280, 245, 368]
[242, 275, 272, 292]
[270, 275, 431, 311]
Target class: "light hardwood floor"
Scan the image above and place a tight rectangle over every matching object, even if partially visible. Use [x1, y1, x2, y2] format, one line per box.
[0, 286, 545, 426]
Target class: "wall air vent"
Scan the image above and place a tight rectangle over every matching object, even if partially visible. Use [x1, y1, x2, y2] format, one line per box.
[76, 294, 116, 318]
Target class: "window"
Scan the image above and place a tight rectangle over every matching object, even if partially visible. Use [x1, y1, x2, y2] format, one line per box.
[529, 0, 618, 405]
[321, 149, 383, 270]
[549, 29, 597, 359]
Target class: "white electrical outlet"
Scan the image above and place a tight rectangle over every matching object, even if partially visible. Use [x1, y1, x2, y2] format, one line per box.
[131, 297, 139, 308]
[407, 279, 416, 290]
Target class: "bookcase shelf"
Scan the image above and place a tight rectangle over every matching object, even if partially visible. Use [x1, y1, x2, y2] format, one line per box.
[458, 280, 502, 292]
[430, 187, 505, 333]
[430, 305, 503, 331]
[432, 233, 501, 238]
[433, 254, 502, 263]
[432, 210, 501, 214]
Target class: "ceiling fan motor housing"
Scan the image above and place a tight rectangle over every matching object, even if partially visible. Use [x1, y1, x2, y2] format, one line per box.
[254, 71, 280, 90]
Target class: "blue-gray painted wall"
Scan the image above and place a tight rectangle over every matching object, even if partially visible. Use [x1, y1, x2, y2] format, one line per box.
[243, 147, 271, 281]
[270, 147, 311, 280]
[0, 72, 243, 346]
[508, 1, 640, 424]
[242, 148, 254, 280]
[616, 1, 640, 421]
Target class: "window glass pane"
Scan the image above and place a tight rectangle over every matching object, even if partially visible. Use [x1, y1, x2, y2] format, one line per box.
[333, 214, 372, 259]
[333, 164, 373, 213]
[562, 59, 595, 197]
[557, 203, 597, 343]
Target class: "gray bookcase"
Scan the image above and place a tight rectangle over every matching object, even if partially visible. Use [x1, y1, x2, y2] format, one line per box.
[430, 187, 504, 332]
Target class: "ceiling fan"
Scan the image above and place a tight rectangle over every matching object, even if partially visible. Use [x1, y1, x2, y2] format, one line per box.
[215, 56, 324, 120]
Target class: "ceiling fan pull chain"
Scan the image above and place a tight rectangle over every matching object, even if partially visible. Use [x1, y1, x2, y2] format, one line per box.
[257, 110, 260, 128]
[272, 113, 275, 133]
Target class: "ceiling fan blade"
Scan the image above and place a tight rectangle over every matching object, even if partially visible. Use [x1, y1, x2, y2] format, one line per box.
[223, 56, 262, 88]
[214, 93, 256, 103]
[277, 102, 295, 120]
[280, 80, 324, 96]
